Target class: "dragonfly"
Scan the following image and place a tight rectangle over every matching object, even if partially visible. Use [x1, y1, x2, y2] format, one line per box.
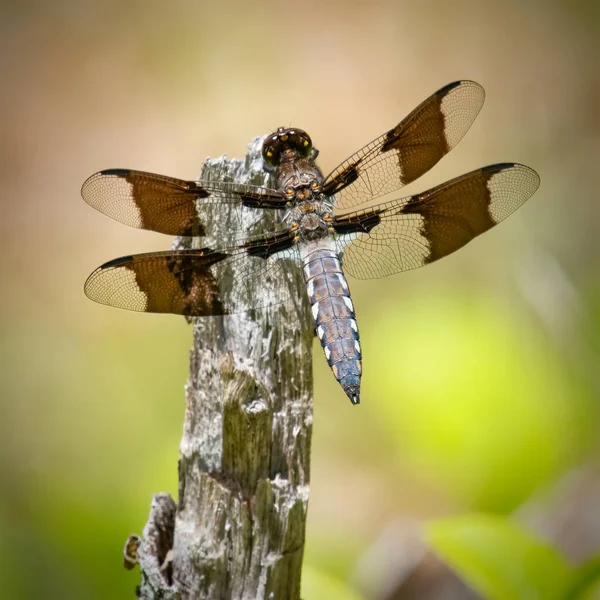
[82, 80, 540, 405]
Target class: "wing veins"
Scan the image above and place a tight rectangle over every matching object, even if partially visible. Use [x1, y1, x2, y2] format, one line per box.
[335, 163, 540, 280]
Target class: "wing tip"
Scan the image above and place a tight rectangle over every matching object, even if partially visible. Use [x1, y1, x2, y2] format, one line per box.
[84, 254, 144, 311]
[438, 79, 485, 99]
[84, 255, 134, 296]
[482, 162, 541, 191]
[438, 80, 463, 95]
[81, 168, 131, 199]
[83, 255, 133, 298]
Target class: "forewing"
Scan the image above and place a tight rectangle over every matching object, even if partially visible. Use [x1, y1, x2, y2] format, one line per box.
[84, 230, 302, 316]
[323, 81, 486, 210]
[81, 169, 287, 237]
[333, 163, 540, 279]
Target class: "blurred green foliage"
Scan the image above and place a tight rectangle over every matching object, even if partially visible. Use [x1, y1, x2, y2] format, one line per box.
[428, 514, 600, 599]
[302, 565, 365, 600]
[427, 514, 575, 599]
[368, 290, 596, 512]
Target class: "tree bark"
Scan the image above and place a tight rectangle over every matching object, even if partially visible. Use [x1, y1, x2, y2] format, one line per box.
[136, 136, 314, 600]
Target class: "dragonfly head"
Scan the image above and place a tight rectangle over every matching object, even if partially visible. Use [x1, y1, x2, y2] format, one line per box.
[262, 127, 313, 167]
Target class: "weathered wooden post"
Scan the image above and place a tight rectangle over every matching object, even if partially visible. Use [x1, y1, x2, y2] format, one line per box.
[136, 136, 314, 600]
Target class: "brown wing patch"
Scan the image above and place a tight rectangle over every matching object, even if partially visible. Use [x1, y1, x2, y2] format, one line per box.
[82, 169, 209, 236]
[323, 81, 486, 211]
[336, 163, 540, 279]
[85, 250, 228, 317]
[85, 229, 302, 316]
[82, 169, 287, 237]
[401, 165, 497, 262]
[380, 81, 457, 185]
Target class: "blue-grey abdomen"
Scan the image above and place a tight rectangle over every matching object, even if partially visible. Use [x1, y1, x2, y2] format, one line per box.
[302, 247, 361, 404]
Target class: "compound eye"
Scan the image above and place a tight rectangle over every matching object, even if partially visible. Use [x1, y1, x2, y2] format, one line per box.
[263, 150, 273, 165]
[262, 136, 278, 166]
[299, 135, 312, 156]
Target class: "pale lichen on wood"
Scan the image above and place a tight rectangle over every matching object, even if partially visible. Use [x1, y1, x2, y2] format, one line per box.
[135, 137, 314, 600]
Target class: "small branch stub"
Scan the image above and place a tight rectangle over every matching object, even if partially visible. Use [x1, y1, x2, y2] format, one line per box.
[136, 137, 314, 600]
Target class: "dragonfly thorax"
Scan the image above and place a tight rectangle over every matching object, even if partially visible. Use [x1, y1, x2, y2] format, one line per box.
[275, 150, 332, 242]
[287, 195, 334, 242]
[276, 156, 323, 193]
[300, 212, 321, 232]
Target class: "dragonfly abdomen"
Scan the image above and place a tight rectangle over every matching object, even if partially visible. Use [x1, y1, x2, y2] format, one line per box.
[301, 246, 362, 405]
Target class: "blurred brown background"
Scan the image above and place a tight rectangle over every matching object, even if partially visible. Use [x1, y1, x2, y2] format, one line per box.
[1, 1, 599, 598]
